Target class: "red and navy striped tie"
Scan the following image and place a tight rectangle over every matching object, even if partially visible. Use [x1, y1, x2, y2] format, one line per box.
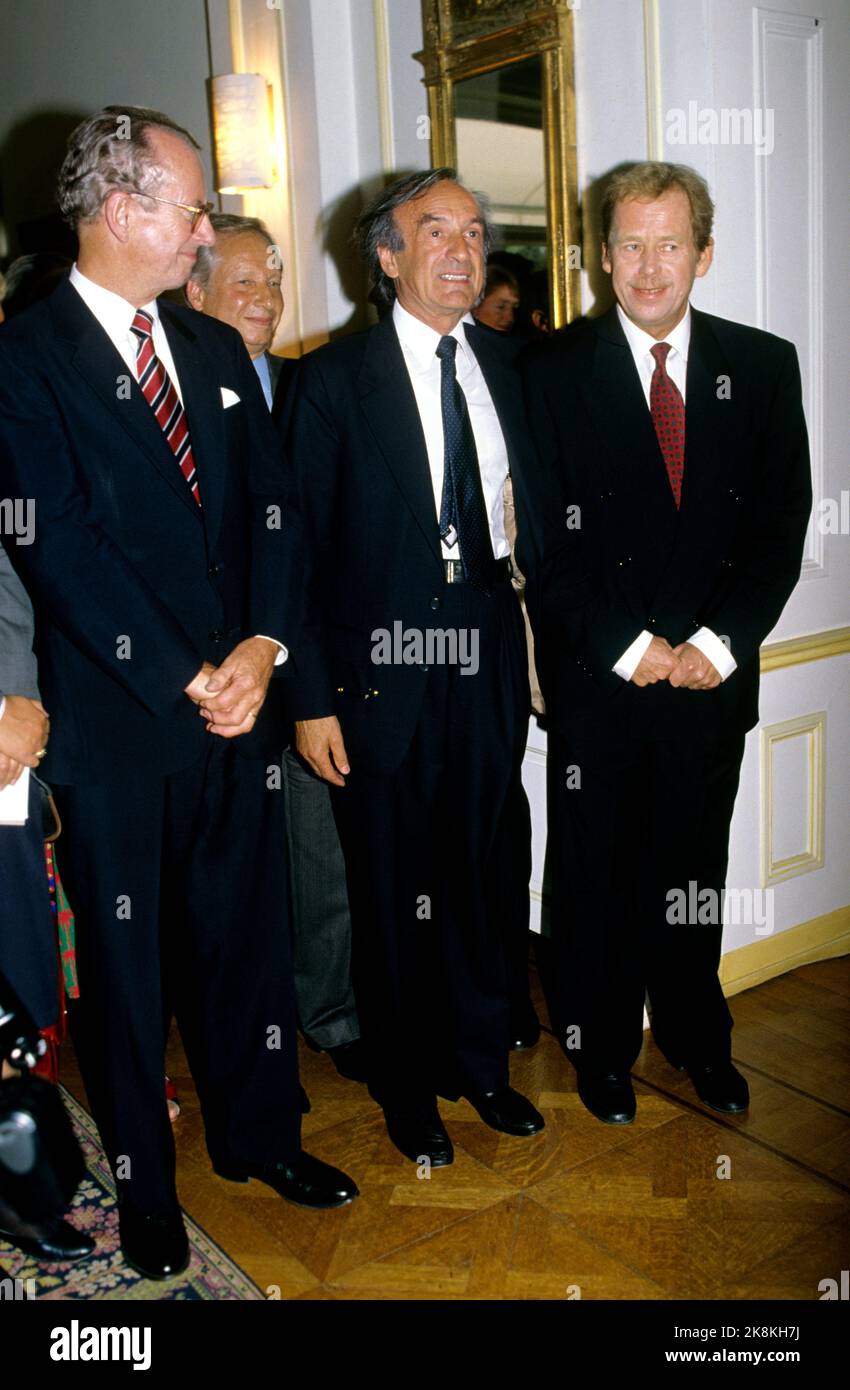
[130, 309, 200, 505]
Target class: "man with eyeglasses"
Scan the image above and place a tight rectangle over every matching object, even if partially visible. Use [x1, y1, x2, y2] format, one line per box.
[0, 106, 358, 1281]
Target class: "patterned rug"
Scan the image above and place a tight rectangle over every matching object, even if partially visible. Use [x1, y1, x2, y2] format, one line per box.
[0, 1086, 263, 1300]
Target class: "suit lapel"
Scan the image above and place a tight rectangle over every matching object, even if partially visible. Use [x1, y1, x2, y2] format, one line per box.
[358, 315, 442, 564]
[461, 321, 524, 467]
[50, 281, 202, 521]
[580, 307, 678, 518]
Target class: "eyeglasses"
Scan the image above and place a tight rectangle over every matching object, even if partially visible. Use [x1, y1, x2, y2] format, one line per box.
[129, 190, 214, 232]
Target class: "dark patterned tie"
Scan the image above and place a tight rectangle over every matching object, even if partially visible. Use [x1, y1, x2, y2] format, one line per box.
[649, 341, 685, 508]
[435, 335, 494, 590]
[130, 309, 200, 505]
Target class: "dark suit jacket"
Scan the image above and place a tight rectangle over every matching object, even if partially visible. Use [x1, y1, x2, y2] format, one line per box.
[522, 305, 812, 761]
[267, 351, 299, 426]
[0, 277, 299, 784]
[279, 312, 547, 776]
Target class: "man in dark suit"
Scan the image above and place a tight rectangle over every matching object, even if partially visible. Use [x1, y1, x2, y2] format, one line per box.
[187, 212, 364, 1080]
[523, 161, 812, 1123]
[0, 106, 357, 1279]
[282, 168, 545, 1166]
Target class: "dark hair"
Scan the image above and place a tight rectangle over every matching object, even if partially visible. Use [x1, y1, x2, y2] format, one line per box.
[189, 213, 277, 291]
[483, 265, 519, 298]
[600, 161, 714, 252]
[57, 105, 200, 229]
[1, 252, 72, 317]
[354, 167, 493, 307]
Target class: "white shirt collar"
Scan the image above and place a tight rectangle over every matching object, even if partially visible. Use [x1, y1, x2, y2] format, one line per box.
[616, 302, 691, 366]
[69, 263, 161, 335]
[392, 299, 474, 372]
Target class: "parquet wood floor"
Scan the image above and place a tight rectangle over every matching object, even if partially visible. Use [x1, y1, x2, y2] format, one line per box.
[58, 957, 850, 1301]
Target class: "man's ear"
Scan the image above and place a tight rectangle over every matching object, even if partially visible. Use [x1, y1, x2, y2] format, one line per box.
[185, 279, 205, 312]
[377, 243, 399, 281]
[695, 237, 714, 279]
[601, 240, 612, 275]
[102, 190, 132, 244]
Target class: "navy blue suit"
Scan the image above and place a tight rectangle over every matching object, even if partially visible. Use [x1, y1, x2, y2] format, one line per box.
[0, 279, 302, 1213]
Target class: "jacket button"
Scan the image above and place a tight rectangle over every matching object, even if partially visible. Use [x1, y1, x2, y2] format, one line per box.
[418, 663, 430, 672]
[430, 597, 441, 611]
[209, 629, 223, 642]
[208, 562, 222, 577]
[617, 555, 632, 567]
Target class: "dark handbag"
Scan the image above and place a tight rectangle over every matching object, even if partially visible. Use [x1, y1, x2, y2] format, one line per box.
[0, 971, 86, 1222]
[0, 1075, 86, 1221]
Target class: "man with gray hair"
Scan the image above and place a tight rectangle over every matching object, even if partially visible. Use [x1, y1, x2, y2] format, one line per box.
[186, 213, 295, 416]
[281, 168, 547, 1166]
[0, 105, 358, 1280]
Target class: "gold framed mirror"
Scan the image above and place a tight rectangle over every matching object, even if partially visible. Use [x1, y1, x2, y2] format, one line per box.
[415, 0, 580, 331]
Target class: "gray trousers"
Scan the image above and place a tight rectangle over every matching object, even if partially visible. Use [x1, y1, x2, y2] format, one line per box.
[282, 747, 359, 1049]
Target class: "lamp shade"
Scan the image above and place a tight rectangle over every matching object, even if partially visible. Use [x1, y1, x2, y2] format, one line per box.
[210, 73, 275, 193]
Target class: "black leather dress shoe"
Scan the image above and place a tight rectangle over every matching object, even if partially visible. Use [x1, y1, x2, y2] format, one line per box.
[509, 1005, 541, 1052]
[463, 1086, 545, 1136]
[686, 1061, 749, 1113]
[0, 1216, 95, 1263]
[577, 1072, 636, 1124]
[326, 1039, 369, 1083]
[118, 1202, 189, 1280]
[213, 1150, 359, 1208]
[383, 1104, 454, 1166]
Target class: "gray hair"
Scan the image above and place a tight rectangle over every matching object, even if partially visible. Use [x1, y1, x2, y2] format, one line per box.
[57, 105, 200, 229]
[189, 213, 276, 291]
[354, 167, 493, 308]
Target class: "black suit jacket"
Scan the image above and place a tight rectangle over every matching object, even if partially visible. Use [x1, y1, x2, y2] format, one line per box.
[0, 277, 299, 783]
[279, 312, 547, 776]
[267, 351, 299, 426]
[522, 305, 812, 761]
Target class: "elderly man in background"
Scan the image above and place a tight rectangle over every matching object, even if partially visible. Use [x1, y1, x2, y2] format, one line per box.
[187, 214, 364, 1084]
[0, 106, 357, 1282]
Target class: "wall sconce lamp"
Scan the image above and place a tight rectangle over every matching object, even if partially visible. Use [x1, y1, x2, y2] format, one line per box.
[210, 73, 276, 194]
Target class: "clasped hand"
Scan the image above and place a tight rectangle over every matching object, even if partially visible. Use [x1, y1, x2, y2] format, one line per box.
[0, 696, 50, 789]
[631, 636, 721, 690]
[184, 637, 278, 738]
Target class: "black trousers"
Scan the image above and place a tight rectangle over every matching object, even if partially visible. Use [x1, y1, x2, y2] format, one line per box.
[548, 729, 745, 1074]
[331, 578, 530, 1104]
[54, 739, 300, 1215]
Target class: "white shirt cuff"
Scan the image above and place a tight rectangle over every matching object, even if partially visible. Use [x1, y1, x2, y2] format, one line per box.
[613, 630, 653, 681]
[689, 627, 736, 680]
[0, 695, 6, 721]
[254, 635, 288, 666]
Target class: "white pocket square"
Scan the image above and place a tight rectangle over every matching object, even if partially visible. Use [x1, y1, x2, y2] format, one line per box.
[221, 387, 241, 409]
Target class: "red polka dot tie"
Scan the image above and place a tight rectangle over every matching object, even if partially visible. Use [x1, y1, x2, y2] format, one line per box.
[649, 341, 685, 508]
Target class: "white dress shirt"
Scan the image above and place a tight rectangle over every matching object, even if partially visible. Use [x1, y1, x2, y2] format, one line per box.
[392, 300, 510, 561]
[68, 265, 286, 665]
[611, 304, 736, 682]
[69, 264, 185, 400]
